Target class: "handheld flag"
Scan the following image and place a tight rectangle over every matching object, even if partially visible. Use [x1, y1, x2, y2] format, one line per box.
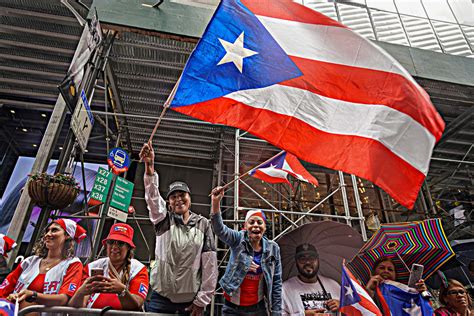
[249, 152, 318, 187]
[168, 0, 445, 209]
[376, 280, 433, 316]
[340, 265, 382, 316]
[0, 298, 16, 316]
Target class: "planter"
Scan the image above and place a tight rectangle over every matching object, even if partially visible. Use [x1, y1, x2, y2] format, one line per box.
[28, 175, 80, 210]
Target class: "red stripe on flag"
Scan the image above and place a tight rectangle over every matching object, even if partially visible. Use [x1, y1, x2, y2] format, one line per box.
[173, 98, 425, 208]
[241, 0, 346, 28]
[340, 306, 363, 316]
[282, 56, 444, 140]
[253, 170, 290, 185]
[285, 153, 319, 186]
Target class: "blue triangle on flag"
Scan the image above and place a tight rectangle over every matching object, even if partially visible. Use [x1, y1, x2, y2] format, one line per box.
[171, 0, 303, 107]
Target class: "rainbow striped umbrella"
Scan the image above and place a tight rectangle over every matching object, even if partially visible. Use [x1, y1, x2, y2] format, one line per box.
[347, 218, 455, 284]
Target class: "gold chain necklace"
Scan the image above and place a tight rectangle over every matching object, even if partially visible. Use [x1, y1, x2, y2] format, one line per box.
[42, 258, 61, 271]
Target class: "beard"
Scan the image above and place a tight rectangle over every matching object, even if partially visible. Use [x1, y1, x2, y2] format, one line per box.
[297, 263, 319, 279]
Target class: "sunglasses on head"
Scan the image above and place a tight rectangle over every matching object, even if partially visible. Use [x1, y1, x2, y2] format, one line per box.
[447, 290, 466, 296]
[106, 240, 127, 247]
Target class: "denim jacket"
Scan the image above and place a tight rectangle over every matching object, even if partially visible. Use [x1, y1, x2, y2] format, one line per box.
[211, 212, 282, 315]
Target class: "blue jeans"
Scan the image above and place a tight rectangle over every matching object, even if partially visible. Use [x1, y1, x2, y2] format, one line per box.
[222, 300, 267, 316]
[146, 291, 192, 315]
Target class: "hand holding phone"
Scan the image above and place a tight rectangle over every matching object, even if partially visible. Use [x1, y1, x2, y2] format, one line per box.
[408, 264, 424, 288]
[90, 268, 104, 277]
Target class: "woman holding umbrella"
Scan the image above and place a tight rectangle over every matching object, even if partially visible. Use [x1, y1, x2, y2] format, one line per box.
[210, 187, 282, 315]
[435, 278, 472, 316]
[365, 257, 428, 298]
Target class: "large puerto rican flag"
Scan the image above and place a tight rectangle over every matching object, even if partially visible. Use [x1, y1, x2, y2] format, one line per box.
[169, 0, 445, 209]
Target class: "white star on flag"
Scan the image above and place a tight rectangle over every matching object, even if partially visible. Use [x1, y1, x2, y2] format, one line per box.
[217, 32, 258, 73]
[403, 299, 422, 316]
[344, 285, 354, 298]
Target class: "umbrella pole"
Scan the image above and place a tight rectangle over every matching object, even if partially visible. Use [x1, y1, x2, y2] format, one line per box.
[395, 251, 411, 272]
[460, 266, 474, 288]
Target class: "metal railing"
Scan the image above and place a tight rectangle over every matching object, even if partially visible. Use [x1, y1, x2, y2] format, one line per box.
[18, 305, 175, 316]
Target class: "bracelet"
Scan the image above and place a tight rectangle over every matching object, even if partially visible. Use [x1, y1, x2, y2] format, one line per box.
[118, 288, 127, 297]
[26, 291, 38, 303]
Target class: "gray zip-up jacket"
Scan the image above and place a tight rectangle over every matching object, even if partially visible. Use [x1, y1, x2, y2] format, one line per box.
[144, 172, 218, 307]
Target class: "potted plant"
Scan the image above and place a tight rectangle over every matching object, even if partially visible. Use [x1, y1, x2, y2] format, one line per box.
[27, 173, 80, 209]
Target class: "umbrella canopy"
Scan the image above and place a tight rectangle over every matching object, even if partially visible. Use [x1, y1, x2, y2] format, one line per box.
[450, 239, 474, 267]
[278, 221, 364, 283]
[347, 218, 455, 285]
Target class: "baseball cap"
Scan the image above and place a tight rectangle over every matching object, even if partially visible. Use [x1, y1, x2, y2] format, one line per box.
[295, 243, 319, 259]
[166, 181, 191, 199]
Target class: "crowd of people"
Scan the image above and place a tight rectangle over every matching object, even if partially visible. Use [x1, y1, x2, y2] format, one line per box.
[0, 141, 470, 316]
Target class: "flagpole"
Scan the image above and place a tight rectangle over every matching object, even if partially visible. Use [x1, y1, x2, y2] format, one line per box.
[217, 150, 285, 192]
[147, 77, 181, 143]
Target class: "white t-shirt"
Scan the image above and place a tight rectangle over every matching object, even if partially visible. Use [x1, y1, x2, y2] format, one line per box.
[282, 275, 341, 316]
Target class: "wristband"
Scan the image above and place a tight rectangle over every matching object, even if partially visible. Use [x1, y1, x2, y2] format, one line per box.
[118, 288, 127, 297]
[421, 290, 432, 300]
[26, 291, 38, 303]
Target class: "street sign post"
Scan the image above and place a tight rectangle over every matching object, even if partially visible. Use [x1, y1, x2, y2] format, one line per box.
[88, 167, 113, 206]
[71, 90, 95, 152]
[107, 147, 130, 175]
[108, 177, 134, 222]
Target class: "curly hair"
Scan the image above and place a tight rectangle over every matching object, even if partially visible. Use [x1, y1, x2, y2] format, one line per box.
[32, 223, 76, 259]
[439, 278, 472, 309]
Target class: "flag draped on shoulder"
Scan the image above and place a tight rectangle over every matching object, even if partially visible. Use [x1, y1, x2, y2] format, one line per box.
[340, 265, 382, 316]
[376, 280, 433, 316]
[169, 0, 445, 209]
[249, 152, 318, 187]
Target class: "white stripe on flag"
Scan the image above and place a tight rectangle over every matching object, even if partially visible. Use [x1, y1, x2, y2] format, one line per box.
[257, 15, 411, 80]
[259, 168, 288, 178]
[227, 85, 435, 175]
[352, 279, 377, 304]
[353, 302, 379, 316]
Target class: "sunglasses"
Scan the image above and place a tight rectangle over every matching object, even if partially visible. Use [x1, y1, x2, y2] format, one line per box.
[447, 290, 466, 296]
[106, 240, 127, 247]
[296, 256, 319, 264]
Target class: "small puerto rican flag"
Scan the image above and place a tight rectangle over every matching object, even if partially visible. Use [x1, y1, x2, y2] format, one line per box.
[138, 283, 148, 298]
[249, 151, 318, 188]
[68, 283, 77, 292]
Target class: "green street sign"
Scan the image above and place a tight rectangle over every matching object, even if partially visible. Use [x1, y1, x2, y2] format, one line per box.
[89, 167, 113, 204]
[110, 176, 134, 212]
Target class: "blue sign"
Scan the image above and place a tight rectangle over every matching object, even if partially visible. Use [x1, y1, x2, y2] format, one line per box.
[80, 90, 94, 125]
[107, 147, 130, 175]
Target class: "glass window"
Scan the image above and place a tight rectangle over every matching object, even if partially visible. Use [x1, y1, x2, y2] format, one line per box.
[395, 0, 427, 18]
[336, 0, 368, 6]
[448, 0, 474, 26]
[366, 0, 396, 12]
[422, 0, 456, 23]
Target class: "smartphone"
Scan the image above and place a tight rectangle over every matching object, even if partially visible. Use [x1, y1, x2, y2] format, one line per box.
[408, 263, 424, 288]
[90, 268, 104, 277]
